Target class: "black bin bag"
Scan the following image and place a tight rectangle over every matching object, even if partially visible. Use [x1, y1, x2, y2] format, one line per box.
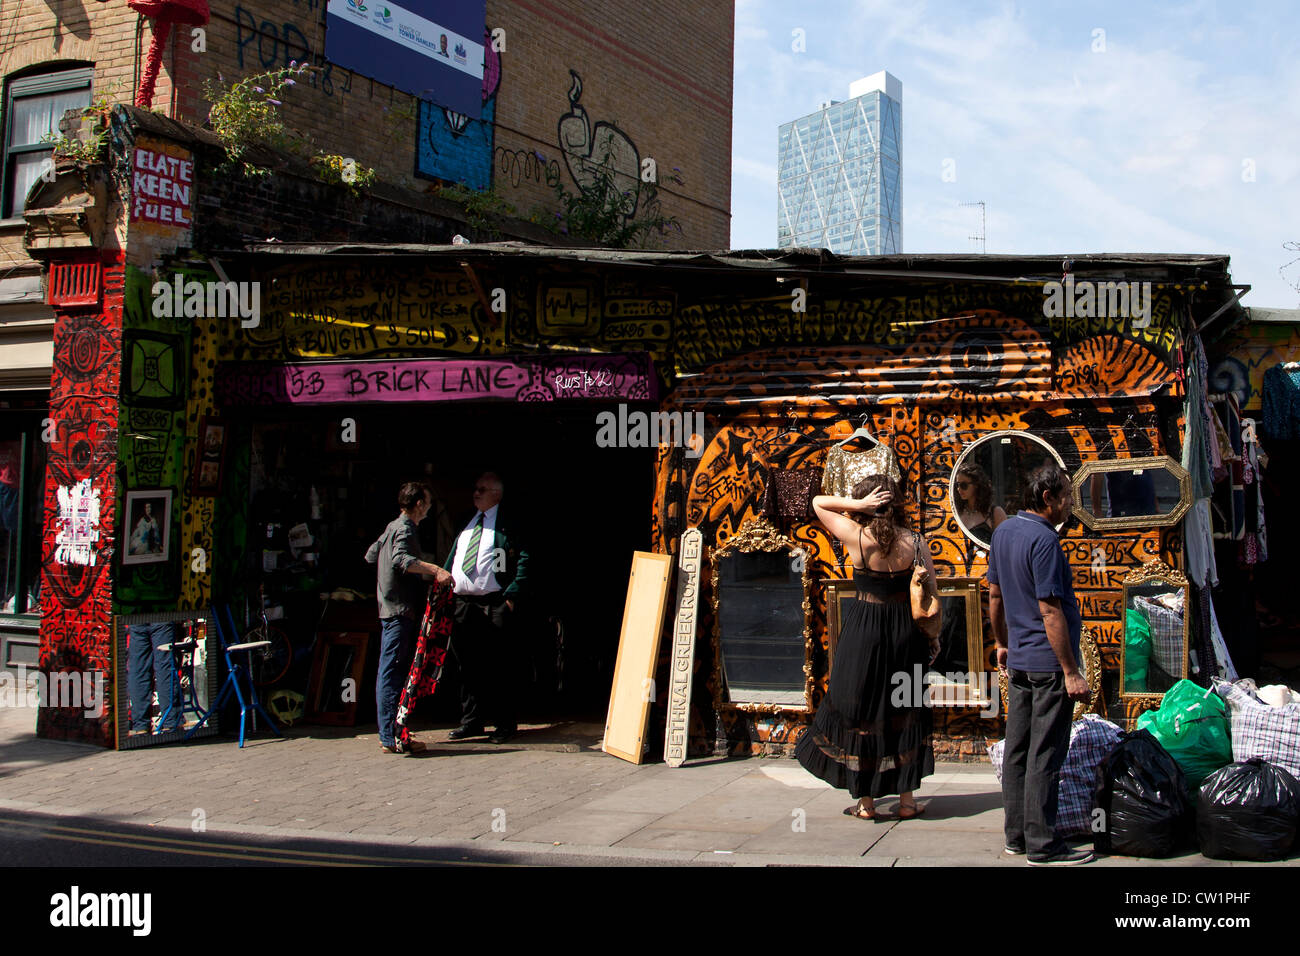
[1093, 730, 1193, 857]
[1197, 758, 1300, 861]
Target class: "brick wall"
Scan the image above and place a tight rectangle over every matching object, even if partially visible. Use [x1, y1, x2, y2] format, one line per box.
[4, 0, 734, 249]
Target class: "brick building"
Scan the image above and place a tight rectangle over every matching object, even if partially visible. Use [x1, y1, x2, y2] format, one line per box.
[0, 0, 735, 666]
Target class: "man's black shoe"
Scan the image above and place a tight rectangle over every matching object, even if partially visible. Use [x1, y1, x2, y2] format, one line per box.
[447, 725, 484, 741]
[489, 728, 515, 744]
[1027, 848, 1094, 866]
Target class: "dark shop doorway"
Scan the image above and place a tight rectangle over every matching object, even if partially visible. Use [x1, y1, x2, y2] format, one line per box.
[244, 399, 657, 727]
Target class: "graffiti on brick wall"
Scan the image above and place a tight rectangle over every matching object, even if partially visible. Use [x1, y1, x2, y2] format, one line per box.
[557, 71, 641, 224]
[38, 255, 124, 746]
[416, 28, 501, 190]
[232, 262, 504, 359]
[234, 4, 353, 99]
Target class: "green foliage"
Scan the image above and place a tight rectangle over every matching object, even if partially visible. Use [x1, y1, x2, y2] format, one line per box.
[438, 150, 686, 248]
[204, 64, 380, 191]
[549, 145, 684, 248]
[40, 129, 106, 164]
[311, 153, 377, 192]
[204, 64, 310, 177]
[35, 80, 129, 167]
[437, 183, 519, 238]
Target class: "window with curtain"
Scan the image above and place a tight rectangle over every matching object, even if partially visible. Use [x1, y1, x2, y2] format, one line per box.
[2, 67, 93, 219]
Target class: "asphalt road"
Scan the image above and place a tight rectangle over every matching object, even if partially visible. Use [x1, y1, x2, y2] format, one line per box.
[0, 809, 699, 867]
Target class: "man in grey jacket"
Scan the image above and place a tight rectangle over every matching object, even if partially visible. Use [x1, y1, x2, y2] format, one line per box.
[365, 481, 453, 754]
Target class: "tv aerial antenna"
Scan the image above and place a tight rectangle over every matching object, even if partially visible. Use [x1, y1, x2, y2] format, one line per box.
[960, 200, 986, 254]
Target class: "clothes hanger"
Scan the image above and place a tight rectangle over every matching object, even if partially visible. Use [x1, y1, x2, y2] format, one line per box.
[755, 405, 804, 456]
[833, 412, 879, 448]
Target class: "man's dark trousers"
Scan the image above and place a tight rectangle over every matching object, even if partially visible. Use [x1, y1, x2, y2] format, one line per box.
[377, 615, 418, 749]
[1003, 668, 1073, 859]
[451, 594, 515, 734]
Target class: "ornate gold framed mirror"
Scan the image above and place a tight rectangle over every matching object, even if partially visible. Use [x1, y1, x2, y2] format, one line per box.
[998, 625, 1103, 722]
[1071, 456, 1191, 531]
[1120, 559, 1190, 703]
[950, 431, 1066, 550]
[711, 518, 813, 714]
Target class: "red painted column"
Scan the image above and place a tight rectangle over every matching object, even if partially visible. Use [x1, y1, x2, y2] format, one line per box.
[36, 251, 125, 746]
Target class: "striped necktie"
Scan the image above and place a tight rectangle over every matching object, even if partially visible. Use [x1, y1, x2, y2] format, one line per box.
[461, 514, 484, 576]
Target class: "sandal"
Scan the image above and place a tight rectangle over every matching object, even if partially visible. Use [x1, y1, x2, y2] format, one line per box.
[897, 800, 925, 820]
[842, 804, 881, 822]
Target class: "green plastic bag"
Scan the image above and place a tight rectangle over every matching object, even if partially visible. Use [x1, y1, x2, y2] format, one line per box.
[1136, 679, 1233, 789]
[1124, 608, 1151, 692]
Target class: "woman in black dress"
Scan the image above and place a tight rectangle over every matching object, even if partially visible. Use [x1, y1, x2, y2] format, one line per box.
[795, 475, 939, 820]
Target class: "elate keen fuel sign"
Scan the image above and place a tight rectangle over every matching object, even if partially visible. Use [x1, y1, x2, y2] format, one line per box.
[129, 138, 194, 235]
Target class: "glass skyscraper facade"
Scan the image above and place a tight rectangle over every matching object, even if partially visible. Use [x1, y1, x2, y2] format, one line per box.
[778, 72, 902, 255]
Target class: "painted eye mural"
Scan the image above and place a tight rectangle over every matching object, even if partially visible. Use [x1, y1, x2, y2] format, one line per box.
[44, 400, 119, 489]
[52, 314, 118, 385]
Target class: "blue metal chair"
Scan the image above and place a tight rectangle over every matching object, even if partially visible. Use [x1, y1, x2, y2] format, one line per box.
[185, 603, 283, 747]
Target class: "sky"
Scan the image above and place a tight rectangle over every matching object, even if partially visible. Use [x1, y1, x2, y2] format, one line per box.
[730, 0, 1300, 307]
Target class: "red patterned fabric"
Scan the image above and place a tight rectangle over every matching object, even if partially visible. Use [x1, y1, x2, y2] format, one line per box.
[394, 581, 454, 745]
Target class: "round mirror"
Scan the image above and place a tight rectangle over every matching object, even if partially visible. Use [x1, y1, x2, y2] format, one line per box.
[950, 431, 1066, 549]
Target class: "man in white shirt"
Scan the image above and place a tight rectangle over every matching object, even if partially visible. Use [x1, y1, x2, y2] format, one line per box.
[445, 472, 529, 744]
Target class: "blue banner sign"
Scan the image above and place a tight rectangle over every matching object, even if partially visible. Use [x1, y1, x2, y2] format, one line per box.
[325, 0, 486, 117]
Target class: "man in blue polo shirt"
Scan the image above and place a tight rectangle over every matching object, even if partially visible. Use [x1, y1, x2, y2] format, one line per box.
[988, 463, 1093, 866]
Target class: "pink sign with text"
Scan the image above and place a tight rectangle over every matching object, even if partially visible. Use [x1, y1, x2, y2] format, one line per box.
[217, 353, 656, 406]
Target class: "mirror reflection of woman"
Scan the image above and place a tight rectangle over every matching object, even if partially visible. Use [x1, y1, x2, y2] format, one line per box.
[955, 463, 1007, 542]
[795, 475, 938, 821]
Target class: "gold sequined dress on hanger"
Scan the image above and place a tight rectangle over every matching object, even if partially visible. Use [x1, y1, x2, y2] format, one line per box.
[821, 442, 903, 496]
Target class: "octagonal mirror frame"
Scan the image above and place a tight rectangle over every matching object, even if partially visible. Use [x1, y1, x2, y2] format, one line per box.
[1071, 456, 1192, 532]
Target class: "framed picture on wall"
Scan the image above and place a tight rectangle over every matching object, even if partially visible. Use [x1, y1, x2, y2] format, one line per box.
[193, 416, 227, 496]
[122, 489, 172, 566]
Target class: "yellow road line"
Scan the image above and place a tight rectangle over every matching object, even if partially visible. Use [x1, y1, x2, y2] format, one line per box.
[0, 816, 507, 866]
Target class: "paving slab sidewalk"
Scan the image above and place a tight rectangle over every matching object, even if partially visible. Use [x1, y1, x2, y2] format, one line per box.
[0, 703, 1293, 866]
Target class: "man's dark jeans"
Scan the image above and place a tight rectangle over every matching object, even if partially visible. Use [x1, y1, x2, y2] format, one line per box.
[377, 615, 418, 748]
[1003, 668, 1074, 859]
[127, 621, 184, 733]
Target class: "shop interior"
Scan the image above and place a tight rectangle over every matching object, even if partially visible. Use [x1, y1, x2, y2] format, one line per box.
[237, 399, 657, 728]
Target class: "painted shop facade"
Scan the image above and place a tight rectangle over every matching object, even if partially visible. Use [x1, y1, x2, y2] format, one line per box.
[25, 107, 1292, 759]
